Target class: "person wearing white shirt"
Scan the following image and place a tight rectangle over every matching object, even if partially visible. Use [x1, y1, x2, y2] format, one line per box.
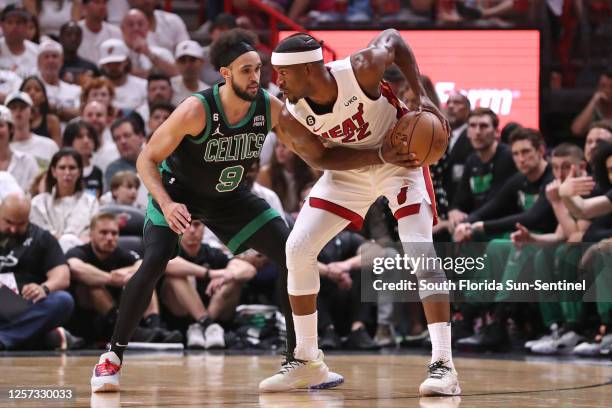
[77, 0, 122, 65]
[106, 0, 129, 25]
[0, 69, 22, 103]
[120, 9, 177, 78]
[135, 74, 173, 128]
[25, 0, 77, 37]
[130, 0, 189, 54]
[98, 38, 147, 113]
[171, 40, 209, 106]
[6, 91, 58, 170]
[37, 40, 82, 122]
[0, 105, 39, 191]
[0, 5, 39, 78]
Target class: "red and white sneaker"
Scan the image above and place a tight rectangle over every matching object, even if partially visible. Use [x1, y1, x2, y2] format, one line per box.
[91, 352, 121, 393]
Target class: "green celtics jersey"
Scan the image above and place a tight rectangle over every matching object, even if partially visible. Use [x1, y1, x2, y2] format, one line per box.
[163, 83, 271, 196]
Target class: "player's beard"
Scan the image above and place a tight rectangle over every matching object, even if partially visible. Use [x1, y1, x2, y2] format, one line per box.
[232, 81, 258, 102]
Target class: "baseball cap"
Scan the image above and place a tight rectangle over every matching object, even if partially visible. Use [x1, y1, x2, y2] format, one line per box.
[0, 5, 30, 21]
[175, 40, 204, 60]
[5, 91, 33, 107]
[0, 105, 13, 124]
[38, 39, 63, 55]
[99, 39, 129, 66]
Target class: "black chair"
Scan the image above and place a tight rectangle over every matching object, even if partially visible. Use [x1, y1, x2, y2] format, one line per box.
[100, 204, 145, 236]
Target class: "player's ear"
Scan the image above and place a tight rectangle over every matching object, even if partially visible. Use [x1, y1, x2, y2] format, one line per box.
[220, 66, 231, 82]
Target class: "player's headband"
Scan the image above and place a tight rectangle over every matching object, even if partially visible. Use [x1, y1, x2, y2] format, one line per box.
[218, 41, 256, 68]
[271, 48, 323, 66]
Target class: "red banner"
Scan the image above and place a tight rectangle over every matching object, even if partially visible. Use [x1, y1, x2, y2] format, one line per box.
[280, 30, 540, 129]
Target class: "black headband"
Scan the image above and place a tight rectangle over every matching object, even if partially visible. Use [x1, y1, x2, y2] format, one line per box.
[218, 41, 256, 68]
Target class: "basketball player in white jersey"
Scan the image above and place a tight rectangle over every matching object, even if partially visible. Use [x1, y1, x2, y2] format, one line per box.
[259, 31, 461, 396]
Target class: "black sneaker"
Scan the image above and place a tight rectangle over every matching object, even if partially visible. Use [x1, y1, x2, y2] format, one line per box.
[456, 321, 508, 351]
[346, 327, 380, 350]
[152, 327, 184, 343]
[320, 325, 341, 350]
[130, 326, 157, 342]
[43, 327, 85, 350]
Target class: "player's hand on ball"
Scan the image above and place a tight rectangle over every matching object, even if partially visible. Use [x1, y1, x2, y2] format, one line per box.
[418, 96, 450, 135]
[161, 201, 192, 234]
[381, 127, 421, 169]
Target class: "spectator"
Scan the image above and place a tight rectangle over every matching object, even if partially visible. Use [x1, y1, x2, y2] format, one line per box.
[30, 148, 99, 252]
[129, 0, 189, 54]
[0, 5, 39, 78]
[136, 74, 173, 128]
[162, 219, 257, 348]
[19, 76, 62, 145]
[447, 107, 517, 229]
[25, 11, 41, 44]
[7, 91, 58, 169]
[104, 117, 144, 192]
[120, 9, 177, 79]
[37, 40, 82, 122]
[59, 21, 100, 85]
[98, 38, 147, 112]
[62, 120, 103, 198]
[67, 212, 182, 344]
[84, 100, 120, 174]
[431, 92, 473, 232]
[571, 71, 612, 137]
[81, 76, 117, 123]
[99, 170, 140, 207]
[257, 140, 318, 213]
[77, 0, 122, 66]
[454, 128, 556, 241]
[172, 40, 209, 107]
[584, 121, 612, 165]
[23, 0, 80, 37]
[0, 192, 76, 351]
[0, 105, 39, 191]
[147, 102, 174, 136]
[0, 171, 23, 200]
[106, 0, 130, 25]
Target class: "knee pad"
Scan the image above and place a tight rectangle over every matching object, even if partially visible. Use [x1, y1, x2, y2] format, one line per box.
[285, 231, 320, 297]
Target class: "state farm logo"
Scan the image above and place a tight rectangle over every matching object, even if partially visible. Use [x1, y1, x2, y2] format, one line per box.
[436, 82, 520, 116]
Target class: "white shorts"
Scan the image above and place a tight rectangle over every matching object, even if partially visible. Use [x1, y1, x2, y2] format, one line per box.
[307, 163, 438, 229]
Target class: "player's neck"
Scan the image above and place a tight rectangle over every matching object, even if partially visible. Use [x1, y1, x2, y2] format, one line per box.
[305, 70, 337, 107]
[219, 84, 253, 123]
[477, 141, 498, 163]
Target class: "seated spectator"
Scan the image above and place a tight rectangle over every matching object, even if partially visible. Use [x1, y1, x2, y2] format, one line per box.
[0, 192, 77, 351]
[19, 76, 62, 145]
[59, 21, 100, 85]
[0, 171, 23, 200]
[0, 5, 39, 78]
[7, 91, 58, 169]
[136, 74, 173, 130]
[83, 100, 120, 173]
[98, 39, 147, 113]
[257, 140, 318, 214]
[571, 71, 612, 137]
[63, 120, 103, 197]
[25, 11, 41, 44]
[23, 0, 79, 37]
[454, 128, 556, 241]
[37, 40, 82, 122]
[67, 212, 182, 344]
[447, 108, 517, 230]
[81, 77, 118, 126]
[130, 0, 189, 54]
[584, 121, 612, 166]
[0, 105, 39, 191]
[104, 116, 144, 189]
[77, 0, 122, 66]
[30, 148, 99, 252]
[106, 0, 130, 26]
[100, 170, 140, 208]
[162, 219, 256, 348]
[172, 40, 209, 107]
[120, 9, 177, 79]
[147, 102, 174, 137]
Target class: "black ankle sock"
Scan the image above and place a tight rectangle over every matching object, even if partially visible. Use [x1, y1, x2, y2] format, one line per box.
[143, 313, 161, 329]
[109, 343, 126, 363]
[198, 316, 212, 328]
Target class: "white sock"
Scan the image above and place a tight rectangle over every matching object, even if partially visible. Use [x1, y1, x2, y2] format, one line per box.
[293, 311, 319, 361]
[428, 322, 453, 368]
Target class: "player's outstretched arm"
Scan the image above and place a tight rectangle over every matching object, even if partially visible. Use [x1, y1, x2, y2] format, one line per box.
[276, 105, 419, 170]
[137, 96, 205, 233]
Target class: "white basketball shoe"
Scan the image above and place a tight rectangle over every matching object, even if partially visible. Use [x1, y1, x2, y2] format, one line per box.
[91, 351, 121, 393]
[419, 360, 461, 396]
[259, 350, 330, 392]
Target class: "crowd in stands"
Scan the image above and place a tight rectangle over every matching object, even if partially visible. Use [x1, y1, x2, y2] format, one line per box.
[0, 0, 612, 360]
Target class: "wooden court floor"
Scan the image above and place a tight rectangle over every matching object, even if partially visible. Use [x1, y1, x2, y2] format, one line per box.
[1, 353, 611, 407]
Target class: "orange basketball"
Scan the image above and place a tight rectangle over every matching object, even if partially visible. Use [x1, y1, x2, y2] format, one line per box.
[389, 111, 449, 166]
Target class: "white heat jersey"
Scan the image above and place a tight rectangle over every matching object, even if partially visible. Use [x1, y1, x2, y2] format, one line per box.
[285, 57, 407, 150]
